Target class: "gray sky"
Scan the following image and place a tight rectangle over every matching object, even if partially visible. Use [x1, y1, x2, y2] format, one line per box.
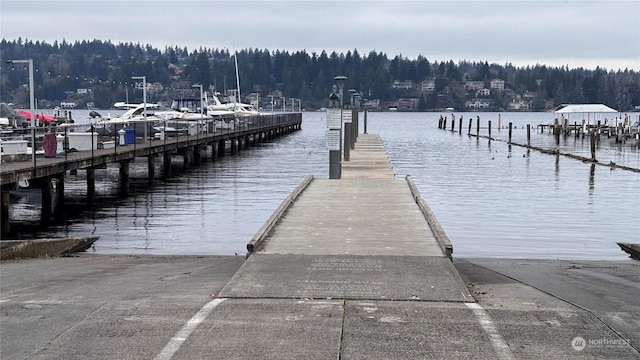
[2, 0, 639, 71]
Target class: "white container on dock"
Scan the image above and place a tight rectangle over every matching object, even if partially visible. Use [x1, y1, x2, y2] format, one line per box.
[66, 132, 98, 151]
[102, 141, 115, 149]
[1, 139, 29, 162]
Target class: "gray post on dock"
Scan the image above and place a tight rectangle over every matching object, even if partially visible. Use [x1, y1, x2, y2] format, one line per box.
[343, 118, 351, 161]
[327, 80, 344, 179]
[364, 110, 368, 134]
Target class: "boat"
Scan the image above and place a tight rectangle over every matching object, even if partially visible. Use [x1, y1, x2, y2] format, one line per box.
[89, 102, 162, 137]
[617, 242, 640, 260]
[207, 91, 259, 117]
[155, 89, 212, 122]
[206, 51, 260, 117]
[0, 102, 28, 129]
[16, 110, 57, 124]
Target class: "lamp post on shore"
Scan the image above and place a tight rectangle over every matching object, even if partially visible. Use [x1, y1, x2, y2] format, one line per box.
[7, 59, 36, 167]
[131, 75, 147, 143]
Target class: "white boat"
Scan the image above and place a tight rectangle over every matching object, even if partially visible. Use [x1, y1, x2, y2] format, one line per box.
[155, 90, 212, 122]
[207, 92, 259, 117]
[89, 102, 162, 137]
[206, 51, 260, 117]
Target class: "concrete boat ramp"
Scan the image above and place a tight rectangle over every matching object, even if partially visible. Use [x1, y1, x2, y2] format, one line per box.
[1, 134, 638, 359]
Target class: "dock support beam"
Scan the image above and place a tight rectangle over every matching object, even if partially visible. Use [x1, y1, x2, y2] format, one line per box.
[231, 138, 238, 154]
[40, 178, 53, 225]
[1, 187, 10, 235]
[194, 146, 202, 164]
[147, 155, 156, 184]
[119, 160, 130, 195]
[87, 168, 96, 201]
[163, 153, 172, 178]
[218, 140, 225, 157]
[55, 173, 65, 207]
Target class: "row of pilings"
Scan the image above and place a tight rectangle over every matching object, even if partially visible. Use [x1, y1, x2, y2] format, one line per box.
[1, 115, 302, 237]
[437, 114, 640, 173]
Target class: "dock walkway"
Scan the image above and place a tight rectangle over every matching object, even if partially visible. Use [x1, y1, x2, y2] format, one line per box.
[224, 134, 467, 302]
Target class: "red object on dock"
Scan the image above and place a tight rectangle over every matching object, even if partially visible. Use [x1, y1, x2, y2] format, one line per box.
[16, 110, 57, 123]
[43, 132, 57, 157]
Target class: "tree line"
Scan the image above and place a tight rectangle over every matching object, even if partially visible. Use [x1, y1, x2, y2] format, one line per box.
[1, 38, 639, 111]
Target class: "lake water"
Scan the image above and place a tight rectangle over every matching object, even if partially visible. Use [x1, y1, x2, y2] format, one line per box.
[8, 111, 640, 260]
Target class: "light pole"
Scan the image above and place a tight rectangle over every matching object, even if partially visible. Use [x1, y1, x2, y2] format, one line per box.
[334, 76, 349, 161]
[328, 92, 341, 179]
[192, 84, 203, 138]
[131, 75, 147, 143]
[7, 59, 36, 167]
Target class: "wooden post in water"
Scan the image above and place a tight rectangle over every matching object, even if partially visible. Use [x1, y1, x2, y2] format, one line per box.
[451, 117, 455, 132]
[163, 152, 172, 178]
[364, 110, 368, 133]
[527, 124, 531, 147]
[443, 118, 447, 130]
[476, 117, 480, 136]
[468, 118, 472, 135]
[54, 173, 65, 206]
[40, 178, 53, 225]
[87, 168, 96, 201]
[438, 116, 442, 129]
[1, 191, 10, 235]
[590, 130, 597, 161]
[488, 120, 492, 140]
[147, 155, 155, 184]
[218, 139, 225, 157]
[508, 122, 513, 144]
[117, 162, 128, 196]
[554, 125, 561, 147]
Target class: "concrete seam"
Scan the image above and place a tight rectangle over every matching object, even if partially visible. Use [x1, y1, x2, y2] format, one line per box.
[465, 302, 514, 360]
[153, 298, 226, 360]
[337, 299, 347, 360]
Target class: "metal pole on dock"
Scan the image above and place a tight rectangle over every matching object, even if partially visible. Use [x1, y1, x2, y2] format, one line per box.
[132, 75, 147, 144]
[7, 59, 36, 168]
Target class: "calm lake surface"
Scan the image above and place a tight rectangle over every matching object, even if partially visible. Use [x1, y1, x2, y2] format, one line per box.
[8, 111, 640, 260]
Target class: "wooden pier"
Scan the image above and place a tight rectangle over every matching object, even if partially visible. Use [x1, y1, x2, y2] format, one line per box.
[1, 113, 301, 235]
[229, 133, 466, 301]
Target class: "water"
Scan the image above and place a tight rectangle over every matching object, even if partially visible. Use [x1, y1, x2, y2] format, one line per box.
[7, 111, 640, 260]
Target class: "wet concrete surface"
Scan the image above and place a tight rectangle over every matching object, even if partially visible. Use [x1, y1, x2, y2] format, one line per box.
[1, 254, 638, 359]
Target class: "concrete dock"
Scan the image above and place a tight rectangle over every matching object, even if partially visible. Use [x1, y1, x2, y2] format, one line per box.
[1, 133, 638, 359]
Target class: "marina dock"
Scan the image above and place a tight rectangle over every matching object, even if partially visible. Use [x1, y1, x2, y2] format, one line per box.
[1, 133, 638, 359]
[0, 113, 301, 235]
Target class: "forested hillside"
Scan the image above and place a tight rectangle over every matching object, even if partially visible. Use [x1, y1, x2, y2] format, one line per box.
[1, 39, 638, 111]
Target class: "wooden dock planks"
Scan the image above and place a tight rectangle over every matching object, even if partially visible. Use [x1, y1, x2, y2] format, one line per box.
[255, 133, 444, 257]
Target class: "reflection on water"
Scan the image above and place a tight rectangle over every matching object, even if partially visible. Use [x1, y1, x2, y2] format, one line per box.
[7, 111, 639, 260]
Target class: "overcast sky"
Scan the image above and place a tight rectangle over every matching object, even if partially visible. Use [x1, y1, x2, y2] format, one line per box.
[2, 0, 639, 71]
